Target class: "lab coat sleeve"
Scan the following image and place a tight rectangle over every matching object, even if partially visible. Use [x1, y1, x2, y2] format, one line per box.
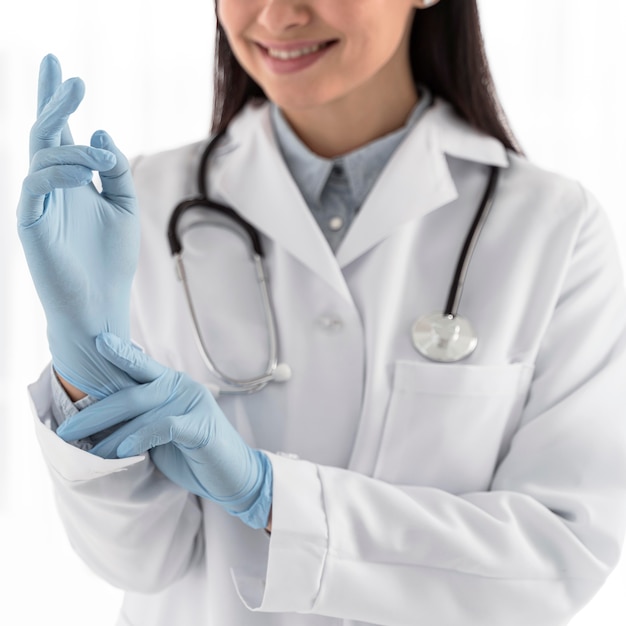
[234, 189, 626, 625]
[28, 365, 204, 594]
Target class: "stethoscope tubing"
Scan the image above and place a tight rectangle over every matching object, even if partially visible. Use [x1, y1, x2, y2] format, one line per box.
[168, 131, 501, 387]
[174, 248, 279, 393]
[444, 166, 499, 317]
[411, 164, 499, 363]
[168, 133, 281, 393]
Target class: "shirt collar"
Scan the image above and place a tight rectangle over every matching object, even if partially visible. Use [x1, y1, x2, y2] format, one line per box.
[208, 96, 510, 297]
[270, 87, 434, 208]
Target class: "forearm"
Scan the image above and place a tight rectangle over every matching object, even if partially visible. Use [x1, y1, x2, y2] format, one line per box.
[239, 452, 624, 625]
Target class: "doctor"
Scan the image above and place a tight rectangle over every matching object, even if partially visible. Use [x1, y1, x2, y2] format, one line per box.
[17, 0, 626, 624]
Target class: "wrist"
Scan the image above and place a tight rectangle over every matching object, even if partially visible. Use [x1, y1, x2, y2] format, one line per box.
[49, 336, 136, 399]
[228, 451, 273, 529]
[53, 368, 88, 402]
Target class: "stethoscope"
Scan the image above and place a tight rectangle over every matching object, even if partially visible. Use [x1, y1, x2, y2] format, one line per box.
[167, 131, 500, 394]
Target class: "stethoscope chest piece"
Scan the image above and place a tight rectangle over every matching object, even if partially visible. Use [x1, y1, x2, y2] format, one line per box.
[412, 312, 478, 363]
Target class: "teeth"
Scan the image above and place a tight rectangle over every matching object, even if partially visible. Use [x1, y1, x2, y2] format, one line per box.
[267, 43, 326, 60]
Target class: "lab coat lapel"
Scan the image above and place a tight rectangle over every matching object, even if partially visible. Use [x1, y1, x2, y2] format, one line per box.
[335, 102, 510, 268]
[336, 111, 455, 268]
[210, 106, 353, 302]
[210, 101, 509, 295]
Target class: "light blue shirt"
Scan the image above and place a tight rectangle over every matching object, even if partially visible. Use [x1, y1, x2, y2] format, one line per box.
[270, 86, 433, 252]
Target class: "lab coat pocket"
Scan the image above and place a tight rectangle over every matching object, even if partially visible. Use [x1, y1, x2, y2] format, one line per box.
[373, 361, 533, 493]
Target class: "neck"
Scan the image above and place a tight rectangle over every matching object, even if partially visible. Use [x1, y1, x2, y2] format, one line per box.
[280, 81, 418, 159]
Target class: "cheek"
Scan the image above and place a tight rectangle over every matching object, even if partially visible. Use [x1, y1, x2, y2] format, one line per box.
[215, 0, 228, 28]
[216, 6, 251, 71]
[341, 32, 394, 76]
[216, 0, 248, 43]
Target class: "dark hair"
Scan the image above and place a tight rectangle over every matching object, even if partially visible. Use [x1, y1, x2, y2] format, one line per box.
[211, 0, 523, 154]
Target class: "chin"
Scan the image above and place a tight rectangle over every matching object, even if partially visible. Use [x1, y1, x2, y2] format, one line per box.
[265, 88, 342, 115]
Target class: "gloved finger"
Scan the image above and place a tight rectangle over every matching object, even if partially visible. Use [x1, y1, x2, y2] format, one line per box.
[37, 54, 60, 116]
[96, 333, 167, 383]
[19, 146, 116, 227]
[88, 414, 150, 459]
[18, 166, 93, 227]
[56, 382, 156, 442]
[29, 145, 116, 174]
[30, 76, 84, 160]
[92, 131, 137, 212]
[90, 434, 131, 460]
[116, 416, 182, 458]
[120, 406, 216, 456]
[37, 54, 74, 146]
[90, 410, 178, 459]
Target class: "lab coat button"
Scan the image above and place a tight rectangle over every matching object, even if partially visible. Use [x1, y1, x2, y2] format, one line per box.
[317, 315, 344, 332]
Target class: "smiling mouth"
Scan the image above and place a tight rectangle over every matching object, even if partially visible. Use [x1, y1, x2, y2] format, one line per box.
[262, 40, 337, 61]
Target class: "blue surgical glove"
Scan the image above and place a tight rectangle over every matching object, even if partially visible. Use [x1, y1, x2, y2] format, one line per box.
[17, 54, 139, 398]
[56, 333, 273, 530]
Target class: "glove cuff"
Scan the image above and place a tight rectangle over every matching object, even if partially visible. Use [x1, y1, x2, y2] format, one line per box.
[228, 451, 273, 529]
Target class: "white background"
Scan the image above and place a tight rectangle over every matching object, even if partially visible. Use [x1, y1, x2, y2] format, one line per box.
[0, 1, 625, 624]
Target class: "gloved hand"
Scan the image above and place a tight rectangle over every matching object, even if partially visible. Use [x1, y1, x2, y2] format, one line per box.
[17, 54, 139, 398]
[56, 333, 273, 530]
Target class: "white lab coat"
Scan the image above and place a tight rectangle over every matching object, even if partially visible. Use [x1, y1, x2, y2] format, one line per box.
[29, 98, 626, 626]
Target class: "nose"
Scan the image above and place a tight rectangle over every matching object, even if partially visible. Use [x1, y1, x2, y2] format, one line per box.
[257, 0, 311, 33]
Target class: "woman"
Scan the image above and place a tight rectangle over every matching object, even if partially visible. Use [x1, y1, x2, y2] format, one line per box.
[17, 1, 626, 624]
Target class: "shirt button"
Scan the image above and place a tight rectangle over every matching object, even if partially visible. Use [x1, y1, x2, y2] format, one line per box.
[328, 216, 344, 231]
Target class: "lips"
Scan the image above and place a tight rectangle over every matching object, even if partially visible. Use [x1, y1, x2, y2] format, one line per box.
[265, 40, 334, 60]
[255, 39, 338, 74]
